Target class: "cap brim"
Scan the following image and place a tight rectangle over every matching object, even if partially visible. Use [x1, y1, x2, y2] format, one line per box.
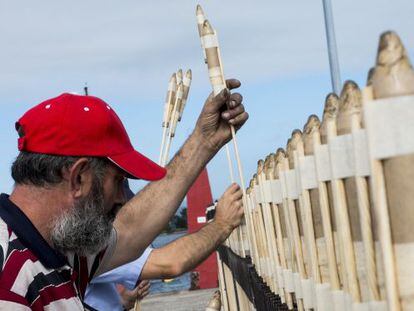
[108, 150, 166, 181]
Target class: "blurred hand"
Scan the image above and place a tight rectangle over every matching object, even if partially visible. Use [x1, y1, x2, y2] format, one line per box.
[195, 79, 248, 152]
[116, 280, 150, 310]
[214, 183, 244, 235]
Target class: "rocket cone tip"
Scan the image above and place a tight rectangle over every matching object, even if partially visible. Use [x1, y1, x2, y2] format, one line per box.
[323, 93, 339, 120]
[377, 30, 406, 66]
[287, 131, 302, 152]
[303, 115, 320, 134]
[339, 80, 362, 112]
[266, 153, 276, 167]
[379, 30, 402, 48]
[291, 129, 302, 139]
[275, 148, 285, 163]
[257, 159, 265, 173]
[286, 138, 294, 156]
[196, 4, 204, 14]
[366, 67, 375, 86]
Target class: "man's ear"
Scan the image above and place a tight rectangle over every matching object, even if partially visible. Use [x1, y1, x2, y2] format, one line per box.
[66, 158, 94, 199]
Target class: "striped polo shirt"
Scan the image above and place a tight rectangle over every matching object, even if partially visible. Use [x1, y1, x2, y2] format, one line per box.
[0, 193, 117, 310]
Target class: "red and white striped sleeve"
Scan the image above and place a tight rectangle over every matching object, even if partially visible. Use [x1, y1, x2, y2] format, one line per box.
[0, 287, 30, 310]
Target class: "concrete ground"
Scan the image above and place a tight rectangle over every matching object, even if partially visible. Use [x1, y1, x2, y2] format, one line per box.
[141, 288, 218, 311]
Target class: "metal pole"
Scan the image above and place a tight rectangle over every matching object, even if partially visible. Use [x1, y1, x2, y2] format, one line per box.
[322, 0, 342, 94]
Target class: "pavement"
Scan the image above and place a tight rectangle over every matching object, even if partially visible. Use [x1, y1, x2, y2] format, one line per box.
[141, 288, 219, 311]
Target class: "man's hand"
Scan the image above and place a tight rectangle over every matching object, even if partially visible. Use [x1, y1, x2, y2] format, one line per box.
[116, 280, 150, 310]
[213, 183, 244, 237]
[138, 184, 244, 280]
[108, 80, 247, 272]
[195, 79, 248, 152]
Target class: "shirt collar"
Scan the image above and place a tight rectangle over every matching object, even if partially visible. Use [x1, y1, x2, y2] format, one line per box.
[0, 193, 67, 269]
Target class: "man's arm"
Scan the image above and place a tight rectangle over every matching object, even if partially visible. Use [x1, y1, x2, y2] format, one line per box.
[140, 183, 243, 279]
[109, 80, 248, 270]
[90, 247, 152, 288]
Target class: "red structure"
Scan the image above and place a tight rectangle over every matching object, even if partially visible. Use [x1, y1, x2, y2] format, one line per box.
[186, 167, 218, 289]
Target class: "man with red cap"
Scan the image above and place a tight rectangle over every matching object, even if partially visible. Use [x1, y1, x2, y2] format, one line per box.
[0, 79, 247, 310]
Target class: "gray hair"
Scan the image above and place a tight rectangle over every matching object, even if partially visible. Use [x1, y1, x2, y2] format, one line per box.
[11, 151, 108, 187]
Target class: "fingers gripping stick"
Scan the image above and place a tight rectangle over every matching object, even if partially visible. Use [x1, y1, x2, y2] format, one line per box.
[197, 6, 251, 257]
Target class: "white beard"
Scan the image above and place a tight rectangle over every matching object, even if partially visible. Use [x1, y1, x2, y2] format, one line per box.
[50, 179, 114, 256]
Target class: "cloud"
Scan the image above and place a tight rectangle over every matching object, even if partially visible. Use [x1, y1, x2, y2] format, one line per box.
[1, 0, 413, 98]
[0, 0, 413, 195]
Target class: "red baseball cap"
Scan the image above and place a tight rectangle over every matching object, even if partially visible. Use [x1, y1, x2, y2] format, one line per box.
[16, 93, 166, 181]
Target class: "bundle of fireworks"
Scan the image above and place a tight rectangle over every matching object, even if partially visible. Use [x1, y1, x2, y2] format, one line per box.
[196, 4, 414, 310]
[242, 32, 414, 311]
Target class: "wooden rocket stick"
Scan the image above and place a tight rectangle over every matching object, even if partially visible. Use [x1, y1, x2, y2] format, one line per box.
[216, 255, 229, 311]
[218, 208, 239, 311]
[161, 69, 192, 165]
[320, 96, 348, 293]
[290, 130, 322, 285]
[252, 174, 271, 283]
[246, 182, 260, 269]
[303, 115, 341, 290]
[206, 290, 222, 311]
[246, 183, 270, 304]
[226, 151, 247, 261]
[320, 94, 349, 296]
[287, 137, 317, 311]
[248, 180, 261, 270]
[196, 5, 207, 63]
[162, 81, 184, 165]
[276, 149, 306, 311]
[361, 87, 396, 307]
[366, 30, 414, 310]
[218, 203, 239, 309]
[133, 299, 141, 311]
[321, 93, 361, 303]
[214, 238, 230, 311]
[198, 9, 252, 258]
[257, 161, 280, 294]
[338, 81, 380, 302]
[221, 259, 239, 311]
[220, 236, 237, 296]
[265, 156, 294, 304]
[176, 69, 183, 84]
[159, 73, 177, 164]
[220, 107, 243, 310]
[224, 146, 245, 258]
[252, 173, 275, 293]
[160, 69, 192, 166]
[197, 7, 247, 258]
[230, 194, 253, 311]
[221, 140, 242, 257]
[267, 154, 295, 309]
[179, 69, 192, 121]
[262, 157, 284, 296]
[285, 140, 310, 277]
[196, 5, 241, 255]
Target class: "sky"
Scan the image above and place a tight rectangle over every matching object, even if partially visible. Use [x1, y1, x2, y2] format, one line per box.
[0, 0, 413, 202]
